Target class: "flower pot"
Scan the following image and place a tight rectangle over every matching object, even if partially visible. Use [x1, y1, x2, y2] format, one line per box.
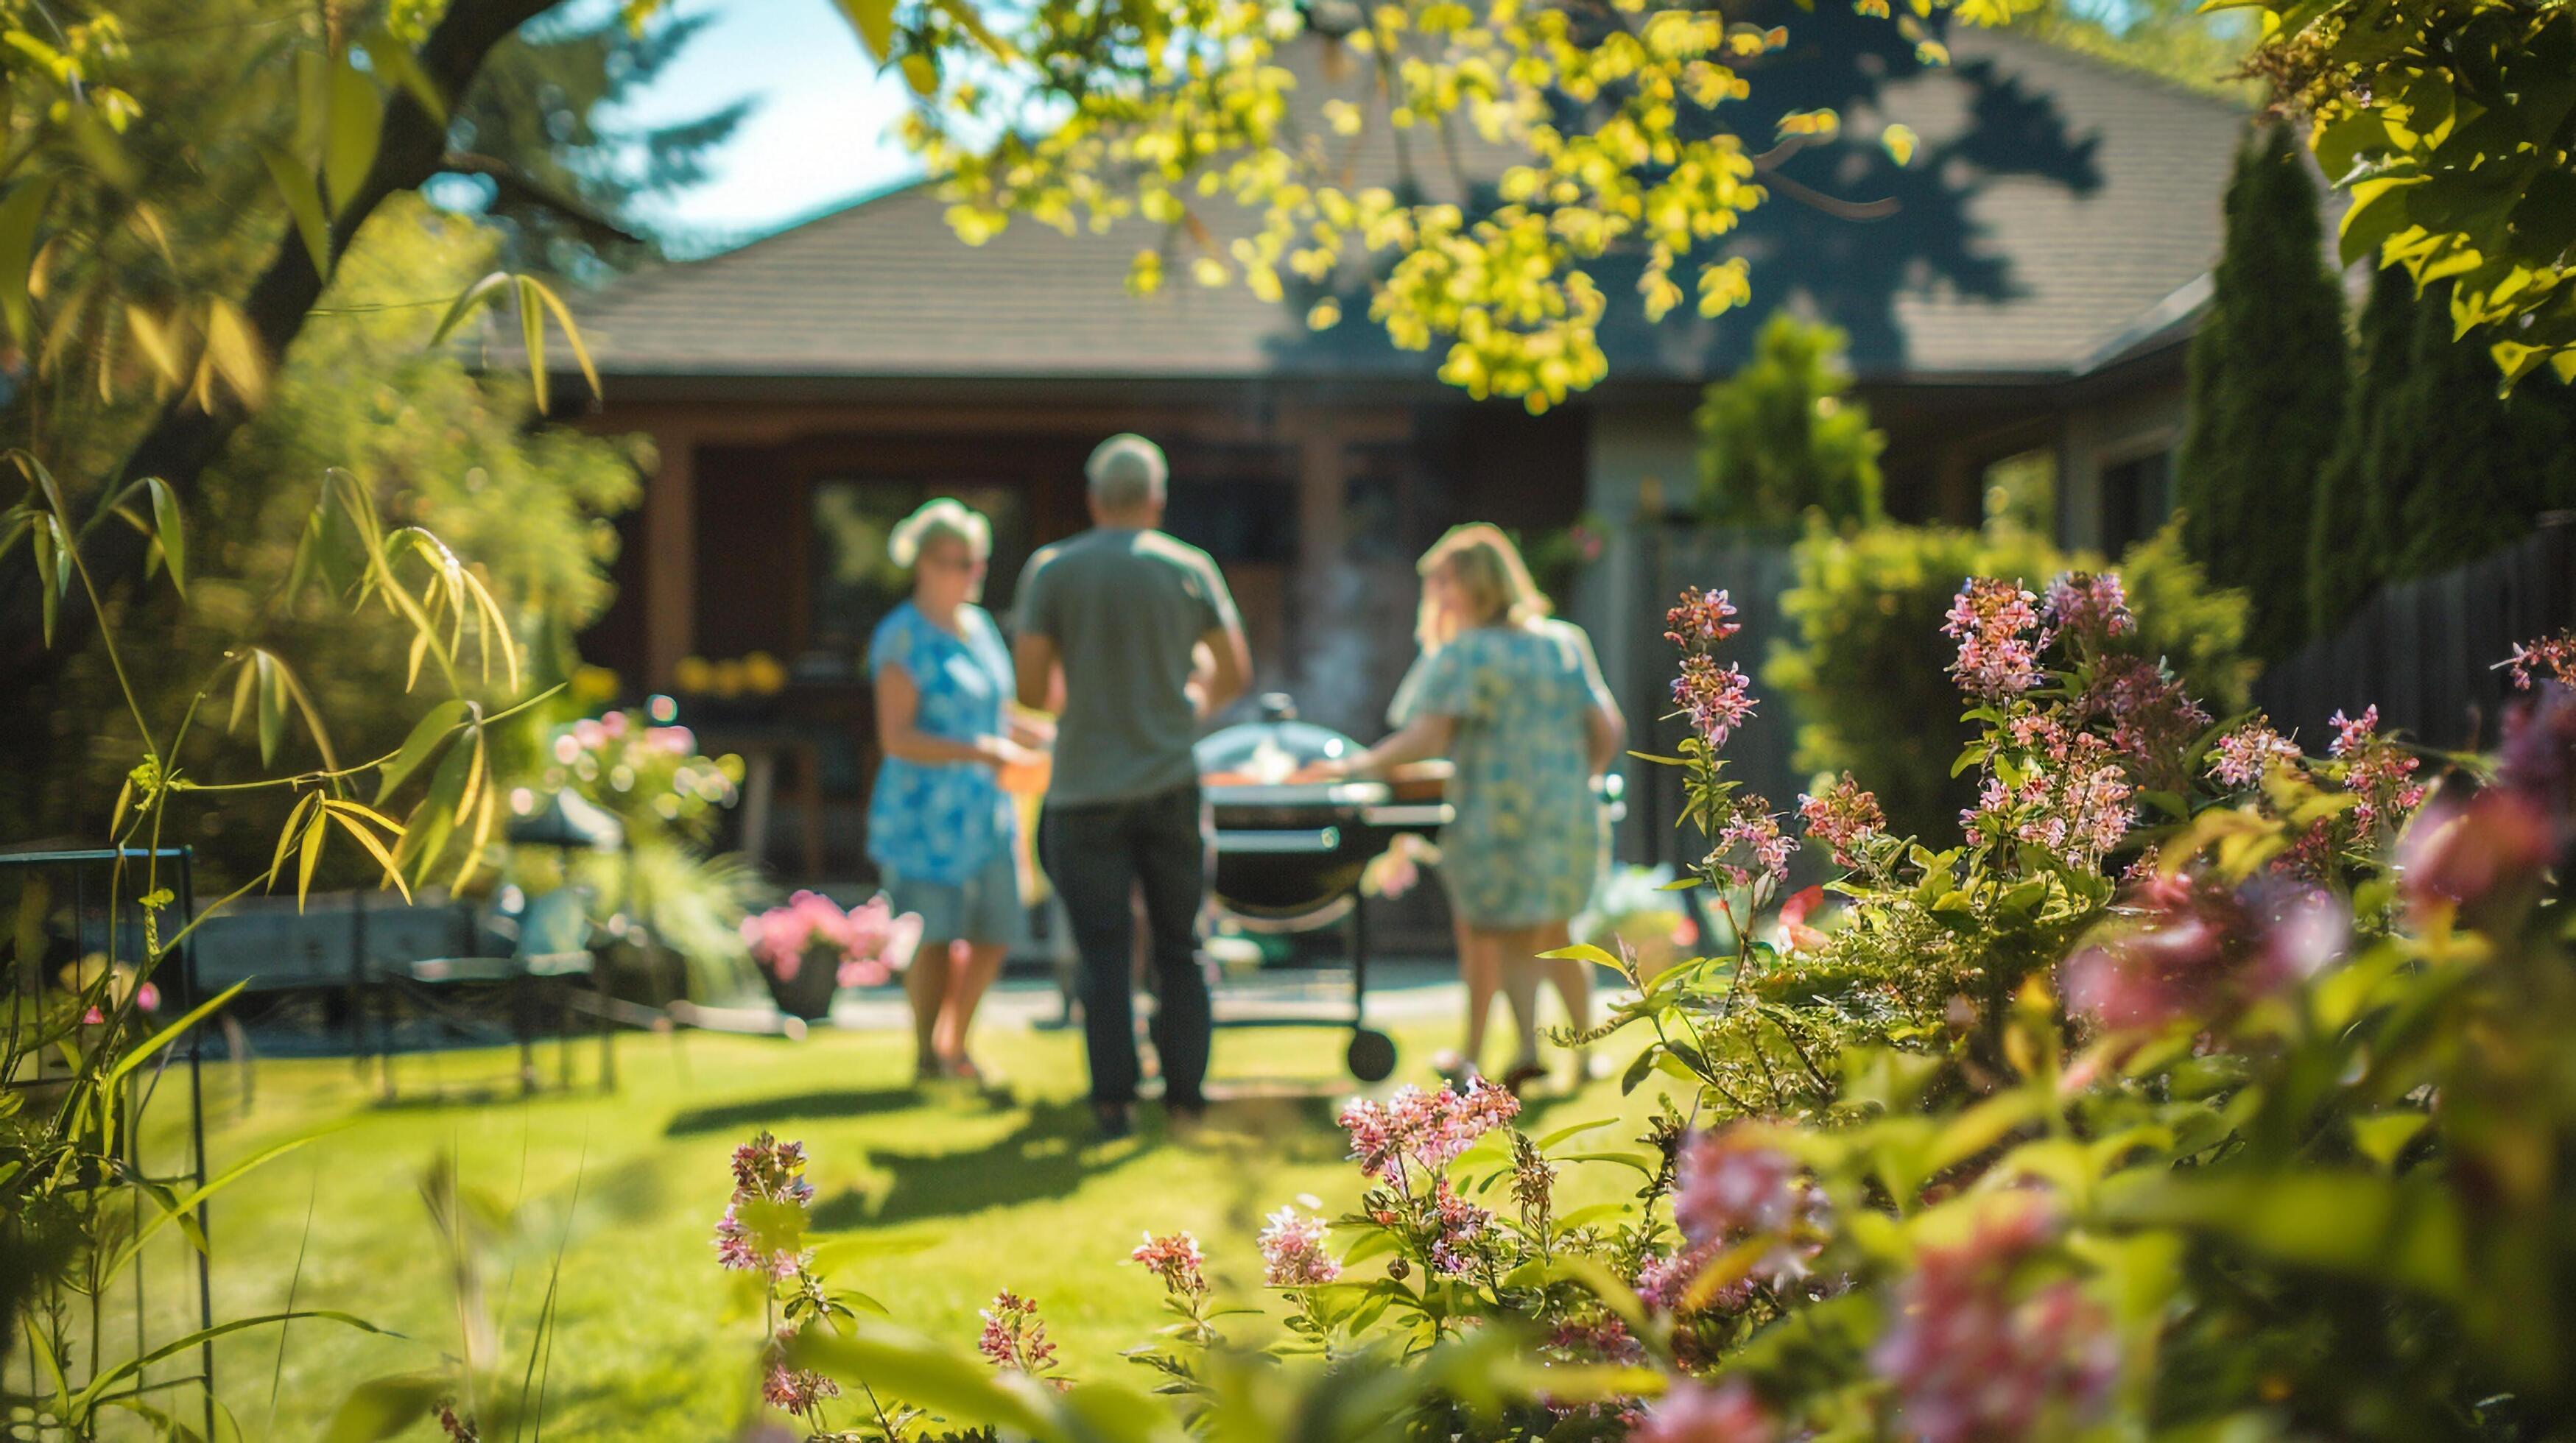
[761, 946, 842, 1021]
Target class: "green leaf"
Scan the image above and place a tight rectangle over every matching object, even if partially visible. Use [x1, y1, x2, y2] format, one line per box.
[320, 1371, 448, 1443]
[253, 650, 287, 766]
[789, 1320, 1061, 1440]
[2351, 1112, 2429, 1172]
[1544, 1255, 1652, 1338]
[323, 51, 383, 214]
[515, 274, 549, 413]
[834, 0, 898, 60]
[74, 1311, 394, 1417]
[261, 145, 333, 278]
[0, 174, 54, 346]
[426, 271, 514, 349]
[376, 699, 468, 805]
[1532, 1116, 1621, 1150]
[519, 273, 599, 405]
[2099, 1169, 2464, 1302]
[357, 29, 446, 123]
[105, 981, 247, 1090]
[139, 476, 184, 599]
[1535, 942, 1624, 972]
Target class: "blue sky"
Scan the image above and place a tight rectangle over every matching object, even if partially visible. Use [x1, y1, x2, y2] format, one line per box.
[603, 0, 925, 250]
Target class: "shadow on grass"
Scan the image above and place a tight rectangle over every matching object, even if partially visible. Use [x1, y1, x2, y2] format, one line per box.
[818, 1096, 1117, 1227]
[664, 1086, 991, 1137]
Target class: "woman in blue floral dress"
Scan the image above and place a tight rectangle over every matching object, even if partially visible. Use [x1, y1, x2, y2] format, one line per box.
[1317, 524, 1625, 1092]
[868, 499, 1047, 1081]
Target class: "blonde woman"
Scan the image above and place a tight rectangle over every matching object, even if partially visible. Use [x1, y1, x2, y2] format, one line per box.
[1315, 524, 1624, 1092]
[869, 498, 1046, 1082]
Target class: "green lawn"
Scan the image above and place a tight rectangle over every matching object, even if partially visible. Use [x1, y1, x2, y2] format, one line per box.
[178, 1007, 1661, 1439]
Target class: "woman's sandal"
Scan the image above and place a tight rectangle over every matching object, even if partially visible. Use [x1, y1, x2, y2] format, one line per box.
[1499, 1059, 1549, 1097]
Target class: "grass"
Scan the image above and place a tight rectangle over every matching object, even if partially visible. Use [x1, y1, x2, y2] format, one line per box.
[169, 1005, 1664, 1439]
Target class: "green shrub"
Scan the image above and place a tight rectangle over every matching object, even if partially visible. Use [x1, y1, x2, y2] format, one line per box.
[1693, 312, 1885, 528]
[1766, 521, 2251, 842]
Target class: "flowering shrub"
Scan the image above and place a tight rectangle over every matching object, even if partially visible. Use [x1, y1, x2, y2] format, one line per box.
[530, 707, 742, 841]
[703, 585, 2576, 1443]
[741, 891, 906, 989]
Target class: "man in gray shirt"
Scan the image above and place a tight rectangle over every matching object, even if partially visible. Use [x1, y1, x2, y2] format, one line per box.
[1014, 434, 1250, 1137]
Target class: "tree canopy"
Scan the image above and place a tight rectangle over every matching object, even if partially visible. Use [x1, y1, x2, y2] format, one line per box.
[1692, 311, 1883, 529]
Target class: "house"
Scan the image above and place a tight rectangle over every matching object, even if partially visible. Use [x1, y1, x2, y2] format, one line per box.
[524, 15, 2253, 875]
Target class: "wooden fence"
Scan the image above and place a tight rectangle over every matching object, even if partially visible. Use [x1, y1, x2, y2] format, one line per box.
[2253, 517, 2576, 751]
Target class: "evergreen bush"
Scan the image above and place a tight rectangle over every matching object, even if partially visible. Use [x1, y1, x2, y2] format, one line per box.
[1693, 312, 1885, 528]
[2175, 120, 2346, 661]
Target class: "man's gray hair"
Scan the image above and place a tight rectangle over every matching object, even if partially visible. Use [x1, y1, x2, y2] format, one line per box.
[1085, 433, 1168, 512]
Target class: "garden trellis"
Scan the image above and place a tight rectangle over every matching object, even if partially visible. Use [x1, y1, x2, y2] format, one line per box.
[3, 847, 213, 1442]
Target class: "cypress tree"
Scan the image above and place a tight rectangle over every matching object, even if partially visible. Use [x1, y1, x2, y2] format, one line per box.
[2176, 121, 2348, 661]
[2306, 265, 2414, 638]
[2380, 280, 2576, 580]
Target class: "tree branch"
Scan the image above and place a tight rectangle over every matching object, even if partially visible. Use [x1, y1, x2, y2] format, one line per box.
[440, 150, 648, 249]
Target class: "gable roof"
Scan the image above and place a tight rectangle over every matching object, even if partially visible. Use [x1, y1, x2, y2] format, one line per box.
[532, 24, 2252, 392]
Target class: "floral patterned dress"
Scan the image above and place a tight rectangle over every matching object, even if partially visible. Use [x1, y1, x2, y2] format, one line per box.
[1390, 618, 1613, 928]
[865, 600, 1018, 886]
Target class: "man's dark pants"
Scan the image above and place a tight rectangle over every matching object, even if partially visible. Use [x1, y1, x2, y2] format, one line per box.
[1039, 780, 1211, 1109]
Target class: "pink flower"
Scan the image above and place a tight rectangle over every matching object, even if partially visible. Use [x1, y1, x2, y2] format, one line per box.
[1673, 655, 1757, 747]
[2326, 706, 2379, 759]
[977, 1291, 1065, 1384]
[2497, 629, 2576, 691]
[1130, 1229, 1208, 1298]
[1258, 1206, 1342, 1285]
[761, 1327, 842, 1417]
[713, 1132, 814, 1277]
[1796, 775, 1885, 868]
[1665, 588, 1742, 648]
[2062, 874, 2346, 1031]
[1870, 1199, 2116, 1443]
[1672, 1126, 1827, 1288]
[572, 719, 607, 751]
[2328, 708, 2425, 831]
[1337, 1079, 1520, 1184]
[1943, 578, 2043, 701]
[2041, 571, 2132, 642]
[2399, 790, 2555, 916]
[743, 892, 904, 984]
[1427, 1178, 1492, 1277]
[1630, 1378, 1778, 1443]
[1777, 885, 1829, 952]
[2207, 719, 2299, 788]
[1711, 808, 1789, 892]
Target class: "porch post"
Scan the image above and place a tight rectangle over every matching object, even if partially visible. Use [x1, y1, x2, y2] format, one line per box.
[643, 425, 698, 689]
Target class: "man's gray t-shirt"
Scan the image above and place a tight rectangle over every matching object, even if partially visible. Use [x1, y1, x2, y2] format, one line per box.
[1016, 526, 1241, 807]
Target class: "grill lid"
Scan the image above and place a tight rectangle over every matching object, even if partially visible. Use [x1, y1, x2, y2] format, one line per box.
[1196, 693, 1362, 791]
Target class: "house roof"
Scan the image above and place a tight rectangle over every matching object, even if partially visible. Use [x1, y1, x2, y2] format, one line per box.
[530, 21, 2252, 393]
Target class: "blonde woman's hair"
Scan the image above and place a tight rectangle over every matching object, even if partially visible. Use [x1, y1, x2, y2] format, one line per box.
[1415, 523, 1551, 651]
[888, 497, 993, 568]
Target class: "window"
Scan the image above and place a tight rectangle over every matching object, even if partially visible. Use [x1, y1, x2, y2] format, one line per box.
[2099, 451, 2174, 556]
[808, 480, 1027, 663]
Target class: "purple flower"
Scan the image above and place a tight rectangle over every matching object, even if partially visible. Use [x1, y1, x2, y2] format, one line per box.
[1426, 1178, 1493, 1277]
[1258, 1206, 1342, 1286]
[2497, 629, 2576, 691]
[713, 1132, 814, 1278]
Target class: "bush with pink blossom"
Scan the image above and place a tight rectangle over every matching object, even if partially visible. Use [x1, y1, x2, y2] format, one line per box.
[740, 890, 907, 990]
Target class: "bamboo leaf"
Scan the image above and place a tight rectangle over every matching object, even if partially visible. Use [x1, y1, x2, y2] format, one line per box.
[322, 1372, 448, 1443]
[270, 792, 318, 885]
[325, 804, 412, 901]
[30, 512, 58, 644]
[73, 1312, 395, 1416]
[523, 274, 598, 405]
[261, 145, 332, 278]
[357, 28, 446, 122]
[100, 1132, 317, 1286]
[515, 274, 548, 412]
[201, 297, 269, 408]
[253, 649, 287, 766]
[104, 981, 247, 1091]
[297, 807, 327, 906]
[322, 51, 383, 214]
[376, 699, 467, 803]
[0, 174, 54, 346]
[426, 271, 513, 348]
[267, 650, 340, 769]
[139, 476, 185, 599]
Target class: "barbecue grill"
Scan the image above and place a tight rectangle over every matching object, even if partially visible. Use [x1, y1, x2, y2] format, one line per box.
[1196, 693, 1446, 1080]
